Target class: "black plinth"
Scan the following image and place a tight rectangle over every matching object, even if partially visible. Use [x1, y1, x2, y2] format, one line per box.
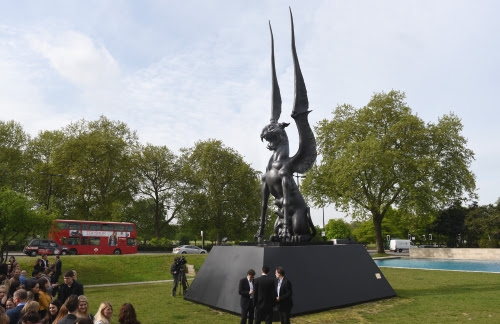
[184, 244, 395, 316]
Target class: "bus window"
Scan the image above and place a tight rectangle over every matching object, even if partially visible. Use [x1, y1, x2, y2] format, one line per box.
[89, 238, 101, 246]
[127, 238, 136, 246]
[81, 223, 89, 230]
[114, 224, 125, 231]
[102, 224, 113, 231]
[90, 224, 100, 231]
[67, 237, 80, 245]
[58, 222, 69, 230]
[126, 225, 134, 232]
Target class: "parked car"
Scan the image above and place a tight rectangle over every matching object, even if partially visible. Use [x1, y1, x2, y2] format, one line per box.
[172, 245, 207, 254]
[23, 239, 71, 257]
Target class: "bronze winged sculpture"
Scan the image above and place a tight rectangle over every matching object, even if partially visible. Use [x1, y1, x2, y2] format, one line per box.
[255, 9, 317, 243]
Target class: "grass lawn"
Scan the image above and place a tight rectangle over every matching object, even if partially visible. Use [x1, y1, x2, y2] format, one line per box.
[14, 254, 500, 323]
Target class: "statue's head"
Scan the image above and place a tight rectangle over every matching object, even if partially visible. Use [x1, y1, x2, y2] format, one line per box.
[260, 122, 289, 151]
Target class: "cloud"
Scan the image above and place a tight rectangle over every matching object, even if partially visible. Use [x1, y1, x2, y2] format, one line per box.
[29, 30, 120, 90]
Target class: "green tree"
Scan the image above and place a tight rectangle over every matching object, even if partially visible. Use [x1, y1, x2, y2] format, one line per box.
[178, 140, 261, 245]
[132, 144, 183, 238]
[352, 218, 395, 245]
[25, 130, 67, 210]
[54, 116, 139, 220]
[432, 201, 467, 247]
[382, 207, 434, 244]
[123, 198, 156, 240]
[0, 187, 55, 263]
[302, 90, 476, 253]
[352, 220, 377, 244]
[324, 219, 351, 240]
[465, 204, 500, 247]
[0, 120, 30, 192]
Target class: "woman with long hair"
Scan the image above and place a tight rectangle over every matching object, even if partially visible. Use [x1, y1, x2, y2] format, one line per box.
[76, 295, 94, 321]
[41, 268, 54, 296]
[34, 259, 44, 273]
[42, 299, 62, 324]
[52, 303, 68, 324]
[0, 307, 9, 324]
[0, 284, 7, 309]
[94, 302, 113, 324]
[5, 297, 15, 311]
[8, 281, 20, 298]
[37, 277, 51, 318]
[24, 279, 40, 302]
[8, 256, 18, 277]
[118, 303, 140, 324]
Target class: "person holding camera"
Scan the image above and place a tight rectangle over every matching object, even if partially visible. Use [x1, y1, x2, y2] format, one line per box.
[170, 257, 187, 297]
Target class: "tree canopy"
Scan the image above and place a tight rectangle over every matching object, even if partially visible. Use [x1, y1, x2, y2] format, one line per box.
[177, 139, 261, 245]
[131, 144, 183, 238]
[51, 116, 139, 220]
[0, 187, 54, 262]
[302, 90, 476, 253]
[324, 219, 351, 240]
[0, 120, 30, 192]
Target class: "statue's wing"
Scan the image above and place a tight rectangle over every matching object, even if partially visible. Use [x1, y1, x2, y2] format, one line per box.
[269, 22, 282, 124]
[289, 8, 317, 174]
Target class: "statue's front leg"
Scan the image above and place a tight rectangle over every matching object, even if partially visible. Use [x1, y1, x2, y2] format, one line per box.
[280, 175, 293, 242]
[255, 181, 270, 243]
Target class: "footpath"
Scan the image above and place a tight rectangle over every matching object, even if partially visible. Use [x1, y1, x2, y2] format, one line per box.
[86, 264, 196, 288]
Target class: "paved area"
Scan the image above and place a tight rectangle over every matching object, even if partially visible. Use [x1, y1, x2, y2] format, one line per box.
[86, 279, 174, 288]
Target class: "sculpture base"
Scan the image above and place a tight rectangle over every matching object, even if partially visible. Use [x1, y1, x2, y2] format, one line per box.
[184, 244, 395, 316]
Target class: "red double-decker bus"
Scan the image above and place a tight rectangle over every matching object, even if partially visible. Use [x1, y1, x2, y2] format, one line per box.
[49, 219, 138, 255]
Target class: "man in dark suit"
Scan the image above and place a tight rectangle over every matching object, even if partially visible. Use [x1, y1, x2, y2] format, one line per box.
[54, 255, 62, 279]
[275, 266, 293, 324]
[6, 289, 28, 324]
[238, 268, 256, 324]
[41, 254, 50, 271]
[253, 265, 276, 324]
[58, 270, 84, 303]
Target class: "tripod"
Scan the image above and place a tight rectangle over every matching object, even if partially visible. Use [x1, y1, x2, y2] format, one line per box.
[178, 269, 190, 296]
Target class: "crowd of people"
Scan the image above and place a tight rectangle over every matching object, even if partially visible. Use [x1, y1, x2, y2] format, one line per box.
[239, 265, 293, 324]
[0, 255, 141, 324]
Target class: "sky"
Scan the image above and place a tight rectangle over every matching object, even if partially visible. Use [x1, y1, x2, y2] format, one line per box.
[1, 1, 500, 227]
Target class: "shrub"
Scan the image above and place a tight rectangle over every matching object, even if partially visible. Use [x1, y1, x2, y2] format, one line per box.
[478, 238, 498, 248]
[148, 237, 172, 247]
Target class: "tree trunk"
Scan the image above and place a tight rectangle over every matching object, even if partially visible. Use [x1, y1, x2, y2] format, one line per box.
[372, 213, 385, 254]
[154, 204, 160, 238]
[216, 233, 221, 246]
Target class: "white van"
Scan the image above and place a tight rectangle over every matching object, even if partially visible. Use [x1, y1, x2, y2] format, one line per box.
[390, 239, 418, 252]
